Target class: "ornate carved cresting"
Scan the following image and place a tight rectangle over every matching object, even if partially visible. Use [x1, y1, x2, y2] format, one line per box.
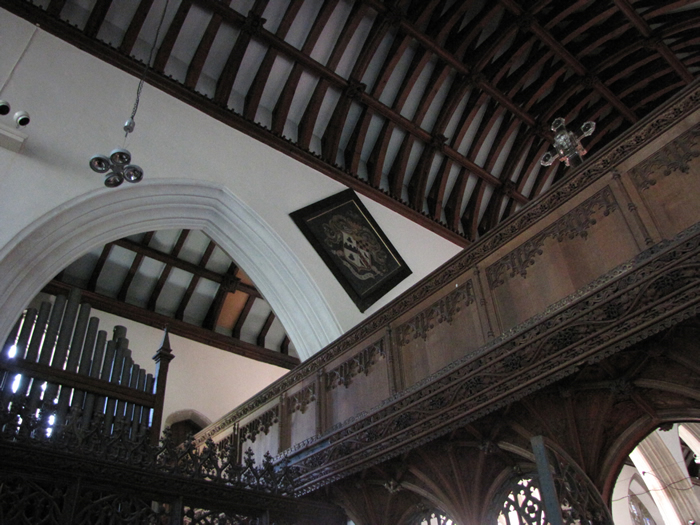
[290, 223, 700, 495]
[396, 281, 475, 344]
[240, 406, 279, 443]
[326, 342, 385, 390]
[287, 384, 316, 415]
[0, 398, 297, 495]
[630, 124, 700, 190]
[487, 187, 618, 289]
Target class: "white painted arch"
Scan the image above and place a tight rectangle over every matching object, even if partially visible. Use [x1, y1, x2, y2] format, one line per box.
[0, 179, 342, 361]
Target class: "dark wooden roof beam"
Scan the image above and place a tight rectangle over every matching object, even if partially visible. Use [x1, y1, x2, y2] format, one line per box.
[174, 239, 216, 321]
[84, 0, 113, 39]
[0, 0, 467, 246]
[243, 0, 309, 122]
[147, 229, 190, 311]
[257, 311, 275, 348]
[46, 0, 67, 17]
[232, 295, 255, 340]
[342, 105, 372, 175]
[461, 179, 487, 241]
[275, 1, 366, 136]
[43, 280, 299, 369]
[411, 62, 453, 129]
[203, 262, 239, 331]
[359, 88, 522, 199]
[500, 0, 638, 124]
[444, 168, 467, 232]
[87, 244, 113, 293]
[425, 0, 471, 44]
[117, 231, 155, 302]
[213, 19, 256, 106]
[613, 0, 694, 84]
[388, 135, 414, 198]
[426, 157, 454, 221]
[407, 139, 440, 209]
[185, 13, 223, 89]
[523, 144, 556, 200]
[362, 0, 537, 128]
[153, 0, 193, 74]
[112, 238, 260, 298]
[119, 0, 155, 56]
[366, 120, 395, 188]
[502, 135, 539, 218]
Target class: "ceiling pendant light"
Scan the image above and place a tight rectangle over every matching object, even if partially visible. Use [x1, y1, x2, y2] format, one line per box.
[540, 117, 596, 168]
[89, 0, 170, 187]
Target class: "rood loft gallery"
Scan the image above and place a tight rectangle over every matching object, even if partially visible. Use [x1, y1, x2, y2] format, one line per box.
[1, 1, 700, 523]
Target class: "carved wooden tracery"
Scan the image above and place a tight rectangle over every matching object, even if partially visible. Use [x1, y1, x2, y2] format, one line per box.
[3, 0, 697, 246]
[326, 341, 386, 390]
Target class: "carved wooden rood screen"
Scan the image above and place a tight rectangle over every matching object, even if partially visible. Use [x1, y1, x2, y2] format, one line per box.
[0, 288, 344, 524]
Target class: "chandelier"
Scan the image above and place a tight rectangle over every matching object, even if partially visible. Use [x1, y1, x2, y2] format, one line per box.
[540, 118, 596, 168]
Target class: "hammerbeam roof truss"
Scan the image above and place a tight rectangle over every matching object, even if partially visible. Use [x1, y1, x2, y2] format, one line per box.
[3, 0, 700, 245]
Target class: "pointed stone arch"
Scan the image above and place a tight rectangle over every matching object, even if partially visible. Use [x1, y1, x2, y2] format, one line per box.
[0, 179, 341, 360]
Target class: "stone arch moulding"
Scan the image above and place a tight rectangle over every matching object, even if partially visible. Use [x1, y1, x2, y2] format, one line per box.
[0, 179, 342, 361]
[599, 409, 700, 501]
[165, 409, 212, 430]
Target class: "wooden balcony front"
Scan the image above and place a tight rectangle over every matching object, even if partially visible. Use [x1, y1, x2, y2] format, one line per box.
[195, 80, 700, 496]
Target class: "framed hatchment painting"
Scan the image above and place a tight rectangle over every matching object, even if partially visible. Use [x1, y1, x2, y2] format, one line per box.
[290, 189, 412, 312]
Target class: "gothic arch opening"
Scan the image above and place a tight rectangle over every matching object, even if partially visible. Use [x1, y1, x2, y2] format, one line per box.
[0, 180, 342, 361]
[610, 422, 700, 525]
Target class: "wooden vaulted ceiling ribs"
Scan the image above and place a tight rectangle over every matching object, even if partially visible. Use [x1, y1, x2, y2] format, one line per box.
[3, 0, 699, 246]
[45, 230, 299, 370]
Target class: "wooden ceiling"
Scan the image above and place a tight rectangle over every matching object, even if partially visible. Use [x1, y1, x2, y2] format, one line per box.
[3, 0, 699, 247]
[46, 229, 300, 369]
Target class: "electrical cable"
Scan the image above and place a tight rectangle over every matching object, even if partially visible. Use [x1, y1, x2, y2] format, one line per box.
[611, 473, 700, 502]
[125, 0, 171, 140]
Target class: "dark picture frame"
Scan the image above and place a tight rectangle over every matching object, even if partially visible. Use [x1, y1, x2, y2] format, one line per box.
[290, 189, 412, 312]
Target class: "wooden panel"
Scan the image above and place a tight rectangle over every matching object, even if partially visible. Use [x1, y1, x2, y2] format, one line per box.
[487, 185, 639, 330]
[627, 124, 700, 239]
[396, 280, 481, 388]
[325, 340, 389, 427]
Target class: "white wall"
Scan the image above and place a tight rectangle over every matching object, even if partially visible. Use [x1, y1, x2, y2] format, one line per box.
[0, 8, 462, 356]
[88, 309, 288, 430]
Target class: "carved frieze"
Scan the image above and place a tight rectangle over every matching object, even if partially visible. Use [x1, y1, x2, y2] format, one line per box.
[289, 222, 700, 495]
[326, 342, 385, 390]
[396, 281, 475, 344]
[630, 124, 700, 190]
[240, 406, 279, 443]
[287, 385, 316, 415]
[487, 187, 618, 289]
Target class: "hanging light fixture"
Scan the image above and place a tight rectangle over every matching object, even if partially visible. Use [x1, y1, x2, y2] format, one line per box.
[540, 117, 596, 168]
[90, 0, 170, 187]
